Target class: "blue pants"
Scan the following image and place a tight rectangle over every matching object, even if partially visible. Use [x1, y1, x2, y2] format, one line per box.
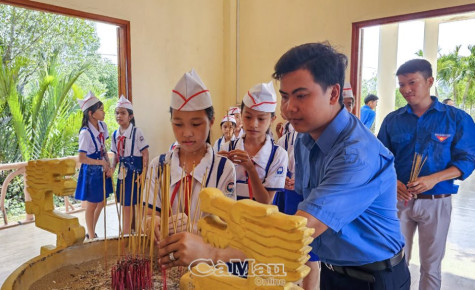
[320, 258, 410, 290]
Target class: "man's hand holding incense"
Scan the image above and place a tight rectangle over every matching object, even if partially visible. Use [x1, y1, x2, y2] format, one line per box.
[397, 180, 412, 201]
[407, 175, 438, 195]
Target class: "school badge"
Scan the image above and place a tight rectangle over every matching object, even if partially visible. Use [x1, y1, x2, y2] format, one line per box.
[434, 133, 451, 142]
[226, 181, 235, 193]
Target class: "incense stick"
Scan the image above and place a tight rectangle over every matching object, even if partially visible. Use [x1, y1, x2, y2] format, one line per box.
[103, 170, 107, 269]
[406, 153, 427, 206]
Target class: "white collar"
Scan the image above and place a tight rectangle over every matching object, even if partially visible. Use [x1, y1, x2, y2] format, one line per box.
[88, 121, 104, 137]
[236, 134, 273, 169]
[170, 143, 214, 186]
[119, 124, 133, 138]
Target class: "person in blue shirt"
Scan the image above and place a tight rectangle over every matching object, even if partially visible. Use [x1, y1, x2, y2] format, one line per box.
[360, 94, 379, 130]
[273, 42, 409, 290]
[377, 58, 475, 290]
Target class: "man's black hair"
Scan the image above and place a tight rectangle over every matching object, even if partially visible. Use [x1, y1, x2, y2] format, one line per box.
[272, 42, 348, 106]
[396, 59, 432, 79]
[442, 98, 453, 104]
[364, 94, 379, 104]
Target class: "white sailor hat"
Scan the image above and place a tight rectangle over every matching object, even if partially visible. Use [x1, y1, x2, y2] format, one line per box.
[242, 81, 277, 112]
[342, 82, 354, 100]
[171, 69, 212, 111]
[220, 115, 236, 124]
[228, 107, 241, 115]
[116, 95, 133, 110]
[77, 91, 100, 112]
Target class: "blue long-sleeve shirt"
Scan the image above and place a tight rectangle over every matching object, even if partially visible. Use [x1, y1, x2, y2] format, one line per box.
[377, 97, 475, 195]
[360, 104, 375, 129]
[295, 108, 405, 266]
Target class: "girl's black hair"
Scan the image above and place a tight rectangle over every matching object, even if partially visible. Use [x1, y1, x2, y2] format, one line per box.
[80, 101, 104, 133]
[240, 101, 275, 134]
[169, 106, 215, 144]
[126, 108, 136, 126]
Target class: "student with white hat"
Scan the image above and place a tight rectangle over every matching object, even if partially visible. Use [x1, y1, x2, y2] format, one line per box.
[342, 82, 355, 113]
[219, 81, 288, 204]
[145, 69, 236, 240]
[213, 115, 236, 152]
[75, 91, 114, 240]
[228, 106, 244, 138]
[110, 95, 149, 234]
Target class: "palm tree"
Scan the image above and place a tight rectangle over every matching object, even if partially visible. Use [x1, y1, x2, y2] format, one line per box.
[437, 45, 464, 105]
[1, 49, 89, 162]
[460, 45, 475, 109]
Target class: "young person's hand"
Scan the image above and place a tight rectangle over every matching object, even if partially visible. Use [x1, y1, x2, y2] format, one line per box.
[217, 150, 230, 158]
[100, 159, 110, 172]
[397, 180, 411, 201]
[168, 213, 189, 234]
[228, 149, 254, 171]
[158, 232, 214, 268]
[106, 167, 114, 178]
[284, 177, 295, 190]
[144, 215, 161, 243]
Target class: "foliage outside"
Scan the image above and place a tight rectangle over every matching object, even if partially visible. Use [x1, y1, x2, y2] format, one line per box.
[0, 4, 118, 220]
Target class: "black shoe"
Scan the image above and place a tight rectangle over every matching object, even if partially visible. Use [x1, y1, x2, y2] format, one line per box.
[85, 233, 98, 239]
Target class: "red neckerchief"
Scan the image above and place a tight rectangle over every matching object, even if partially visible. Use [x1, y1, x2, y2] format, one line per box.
[98, 132, 105, 157]
[117, 135, 126, 162]
[245, 160, 256, 200]
[170, 174, 192, 216]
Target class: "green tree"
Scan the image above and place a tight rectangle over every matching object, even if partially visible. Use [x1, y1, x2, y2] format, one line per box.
[459, 45, 475, 109]
[0, 4, 100, 95]
[0, 49, 89, 162]
[437, 46, 464, 104]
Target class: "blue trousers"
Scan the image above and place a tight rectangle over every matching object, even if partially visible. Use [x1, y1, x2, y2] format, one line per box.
[320, 258, 410, 290]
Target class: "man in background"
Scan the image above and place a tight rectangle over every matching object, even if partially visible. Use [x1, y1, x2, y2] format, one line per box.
[360, 94, 379, 129]
[378, 58, 475, 290]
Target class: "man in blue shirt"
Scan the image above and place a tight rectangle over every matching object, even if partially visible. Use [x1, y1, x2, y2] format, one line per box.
[378, 59, 475, 290]
[273, 42, 409, 289]
[360, 94, 379, 130]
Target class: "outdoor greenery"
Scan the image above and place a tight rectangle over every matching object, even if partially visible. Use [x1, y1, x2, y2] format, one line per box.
[0, 4, 118, 221]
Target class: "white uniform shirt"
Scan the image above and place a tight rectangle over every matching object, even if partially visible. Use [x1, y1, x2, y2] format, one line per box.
[281, 121, 294, 136]
[213, 135, 235, 153]
[111, 124, 149, 157]
[221, 134, 288, 198]
[236, 128, 245, 139]
[277, 131, 298, 177]
[146, 144, 236, 230]
[78, 121, 109, 155]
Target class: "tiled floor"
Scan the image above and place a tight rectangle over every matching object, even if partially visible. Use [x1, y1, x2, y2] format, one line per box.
[1, 174, 475, 288]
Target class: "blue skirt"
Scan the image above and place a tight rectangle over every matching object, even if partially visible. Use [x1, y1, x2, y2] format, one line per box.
[75, 164, 113, 203]
[116, 157, 143, 206]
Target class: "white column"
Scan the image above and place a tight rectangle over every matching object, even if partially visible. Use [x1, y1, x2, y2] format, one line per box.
[375, 23, 399, 134]
[423, 19, 440, 96]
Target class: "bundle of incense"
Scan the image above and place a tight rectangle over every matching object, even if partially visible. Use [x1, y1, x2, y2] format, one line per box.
[406, 153, 427, 206]
[161, 163, 170, 290]
[103, 171, 107, 268]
